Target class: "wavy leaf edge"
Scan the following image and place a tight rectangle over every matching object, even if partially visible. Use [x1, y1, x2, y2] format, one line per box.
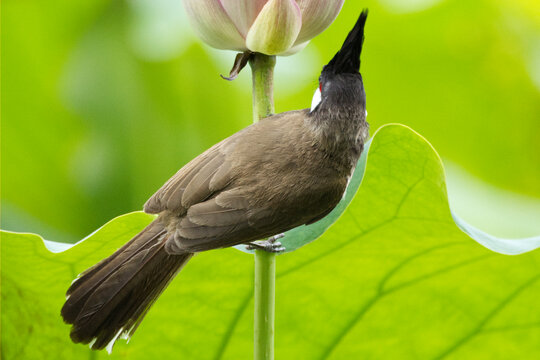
[2, 123, 539, 256]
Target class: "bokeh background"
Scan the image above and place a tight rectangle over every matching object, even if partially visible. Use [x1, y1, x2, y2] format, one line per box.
[2, 0, 540, 244]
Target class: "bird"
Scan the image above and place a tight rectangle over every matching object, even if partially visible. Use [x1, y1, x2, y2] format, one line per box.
[61, 10, 369, 351]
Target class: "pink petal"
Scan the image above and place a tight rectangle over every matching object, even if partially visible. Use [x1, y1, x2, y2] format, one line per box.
[294, 0, 344, 44]
[279, 40, 309, 56]
[219, 0, 268, 37]
[183, 0, 246, 51]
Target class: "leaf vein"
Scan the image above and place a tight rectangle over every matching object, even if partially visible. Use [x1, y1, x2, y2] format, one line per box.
[433, 273, 540, 359]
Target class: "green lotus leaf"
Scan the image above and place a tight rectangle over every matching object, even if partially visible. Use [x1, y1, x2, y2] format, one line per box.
[2, 124, 539, 359]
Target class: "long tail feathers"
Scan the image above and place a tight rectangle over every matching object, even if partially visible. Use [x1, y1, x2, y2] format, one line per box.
[61, 220, 193, 352]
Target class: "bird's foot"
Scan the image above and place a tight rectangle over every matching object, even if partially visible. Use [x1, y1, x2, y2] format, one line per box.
[246, 234, 285, 253]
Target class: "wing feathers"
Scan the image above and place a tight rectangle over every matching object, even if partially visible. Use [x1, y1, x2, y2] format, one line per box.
[181, 154, 225, 208]
[145, 144, 232, 214]
[215, 190, 250, 209]
[209, 161, 232, 191]
[186, 200, 247, 227]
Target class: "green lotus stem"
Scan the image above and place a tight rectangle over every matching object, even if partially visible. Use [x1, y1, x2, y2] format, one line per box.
[250, 53, 276, 360]
[254, 249, 276, 360]
[250, 54, 276, 121]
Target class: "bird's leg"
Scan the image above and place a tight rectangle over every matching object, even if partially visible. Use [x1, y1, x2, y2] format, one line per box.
[246, 233, 285, 253]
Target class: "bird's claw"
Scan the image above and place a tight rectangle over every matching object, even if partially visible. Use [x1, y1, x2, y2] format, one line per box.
[246, 241, 286, 253]
[269, 233, 285, 241]
[246, 234, 286, 253]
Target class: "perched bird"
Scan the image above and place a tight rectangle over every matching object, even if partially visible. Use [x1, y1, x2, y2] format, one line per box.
[61, 10, 369, 351]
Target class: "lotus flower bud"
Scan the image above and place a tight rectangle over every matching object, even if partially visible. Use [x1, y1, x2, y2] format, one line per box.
[183, 0, 345, 56]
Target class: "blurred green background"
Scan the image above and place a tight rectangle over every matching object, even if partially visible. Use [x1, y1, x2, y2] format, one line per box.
[2, 0, 540, 244]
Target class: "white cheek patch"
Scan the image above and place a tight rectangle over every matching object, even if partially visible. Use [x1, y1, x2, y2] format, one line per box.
[310, 88, 322, 112]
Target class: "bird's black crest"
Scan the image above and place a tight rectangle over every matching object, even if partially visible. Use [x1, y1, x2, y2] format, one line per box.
[325, 9, 368, 75]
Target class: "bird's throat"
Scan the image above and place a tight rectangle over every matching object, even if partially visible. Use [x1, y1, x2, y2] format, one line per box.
[308, 106, 368, 172]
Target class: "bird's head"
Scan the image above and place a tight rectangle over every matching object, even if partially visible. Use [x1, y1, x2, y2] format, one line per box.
[310, 10, 368, 114]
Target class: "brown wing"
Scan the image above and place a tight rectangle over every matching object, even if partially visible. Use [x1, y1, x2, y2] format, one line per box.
[145, 110, 347, 254]
[143, 123, 283, 253]
[143, 130, 242, 215]
[164, 188, 300, 253]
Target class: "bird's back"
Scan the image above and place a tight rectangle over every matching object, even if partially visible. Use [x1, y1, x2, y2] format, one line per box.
[145, 109, 352, 253]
